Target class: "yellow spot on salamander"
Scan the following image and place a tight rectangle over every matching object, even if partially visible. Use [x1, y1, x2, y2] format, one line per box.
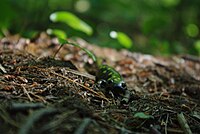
[108, 72, 113, 76]
[107, 67, 112, 71]
[103, 70, 107, 73]
[111, 76, 117, 79]
[113, 77, 121, 82]
[114, 78, 118, 81]
[101, 66, 106, 69]
[108, 78, 112, 81]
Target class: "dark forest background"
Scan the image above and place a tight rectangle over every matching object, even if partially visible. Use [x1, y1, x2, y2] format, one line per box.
[1, 0, 200, 55]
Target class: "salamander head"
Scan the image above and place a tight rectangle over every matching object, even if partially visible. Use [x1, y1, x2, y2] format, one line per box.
[113, 81, 127, 95]
[98, 79, 127, 96]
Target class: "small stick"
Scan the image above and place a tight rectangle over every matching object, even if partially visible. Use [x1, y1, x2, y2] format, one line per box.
[29, 92, 47, 103]
[21, 84, 33, 102]
[165, 114, 169, 134]
[181, 55, 200, 63]
[0, 64, 7, 73]
[53, 44, 63, 58]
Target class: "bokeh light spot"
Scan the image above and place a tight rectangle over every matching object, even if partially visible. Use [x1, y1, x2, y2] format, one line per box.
[110, 31, 117, 38]
[75, 0, 90, 13]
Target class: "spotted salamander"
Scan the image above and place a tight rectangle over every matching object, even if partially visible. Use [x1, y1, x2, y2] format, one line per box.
[96, 64, 127, 96]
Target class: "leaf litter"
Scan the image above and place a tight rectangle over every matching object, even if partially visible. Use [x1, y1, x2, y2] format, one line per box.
[0, 33, 200, 134]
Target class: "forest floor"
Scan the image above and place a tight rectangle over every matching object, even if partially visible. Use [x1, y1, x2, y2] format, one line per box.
[0, 33, 200, 134]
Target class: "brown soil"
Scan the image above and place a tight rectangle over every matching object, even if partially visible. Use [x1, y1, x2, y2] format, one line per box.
[0, 33, 200, 134]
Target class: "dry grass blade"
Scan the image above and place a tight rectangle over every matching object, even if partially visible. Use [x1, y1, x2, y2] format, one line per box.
[64, 67, 95, 80]
[21, 84, 33, 102]
[29, 92, 47, 103]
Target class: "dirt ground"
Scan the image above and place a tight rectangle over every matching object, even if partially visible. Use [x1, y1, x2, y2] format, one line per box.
[0, 33, 200, 134]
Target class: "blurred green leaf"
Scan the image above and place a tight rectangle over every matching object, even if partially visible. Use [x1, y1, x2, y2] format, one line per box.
[117, 32, 133, 48]
[58, 38, 96, 62]
[50, 11, 93, 35]
[133, 112, 154, 119]
[47, 28, 67, 39]
[110, 31, 132, 49]
[58, 37, 68, 45]
[186, 24, 199, 38]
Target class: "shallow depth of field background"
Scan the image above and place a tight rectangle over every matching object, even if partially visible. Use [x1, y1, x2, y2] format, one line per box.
[1, 0, 200, 55]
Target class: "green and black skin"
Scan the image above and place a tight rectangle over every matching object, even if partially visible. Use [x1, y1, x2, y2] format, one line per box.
[96, 64, 127, 96]
[57, 38, 127, 97]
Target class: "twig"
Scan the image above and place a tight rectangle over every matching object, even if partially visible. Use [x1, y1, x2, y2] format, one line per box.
[165, 114, 169, 134]
[181, 55, 200, 63]
[0, 64, 7, 73]
[167, 128, 183, 133]
[177, 113, 192, 134]
[29, 92, 47, 103]
[21, 84, 33, 102]
[53, 44, 63, 58]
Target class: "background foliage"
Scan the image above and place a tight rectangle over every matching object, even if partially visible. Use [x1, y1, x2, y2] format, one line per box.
[0, 0, 200, 55]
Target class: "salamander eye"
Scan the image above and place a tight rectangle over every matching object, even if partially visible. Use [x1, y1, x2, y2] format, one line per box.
[121, 82, 126, 88]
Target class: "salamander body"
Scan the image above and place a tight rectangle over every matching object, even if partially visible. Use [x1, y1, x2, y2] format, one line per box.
[96, 64, 127, 96]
